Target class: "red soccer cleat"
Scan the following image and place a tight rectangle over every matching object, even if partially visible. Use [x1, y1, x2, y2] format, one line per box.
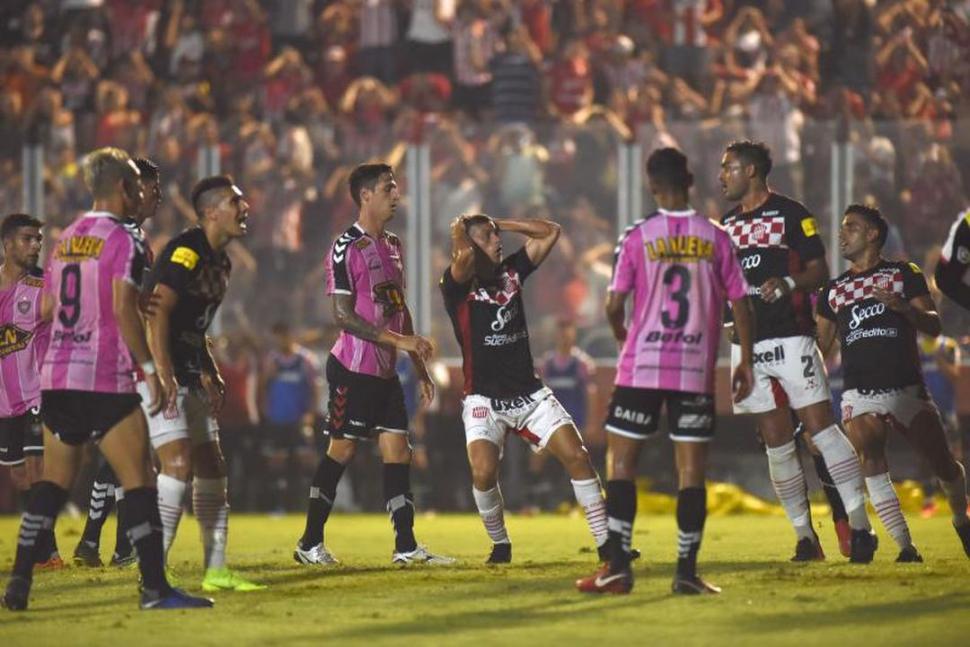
[576, 564, 633, 594]
[834, 519, 852, 558]
[35, 554, 65, 572]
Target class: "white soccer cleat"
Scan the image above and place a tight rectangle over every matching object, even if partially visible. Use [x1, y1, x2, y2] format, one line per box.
[391, 545, 456, 566]
[293, 543, 339, 566]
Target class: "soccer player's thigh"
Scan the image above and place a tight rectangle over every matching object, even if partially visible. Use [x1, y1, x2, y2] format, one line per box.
[376, 379, 411, 463]
[604, 387, 663, 479]
[184, 390, 226, 478]
[840, 391, 891, 473]
[462, 395, 505, 488]
[668, 392, 715, 488]
[0, 415, 29, 489]
[98, 401, 156, 490]
[774, 336, 833, 432]
[895, 391, 962, 480]
[524, 396, 593, 477]
[139, 382, 193, 480]
[731, 342, 788, 437]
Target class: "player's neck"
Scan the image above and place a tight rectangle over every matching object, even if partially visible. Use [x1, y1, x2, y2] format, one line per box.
[91, 197, 125, 219]
[656, 192, 690, 212]
[740, 185, 771, 214]
[202, 222, 231, 252]
[0, 262, 27, 288]
[357, 212, 385, 238]
[849, 250, 882, 274]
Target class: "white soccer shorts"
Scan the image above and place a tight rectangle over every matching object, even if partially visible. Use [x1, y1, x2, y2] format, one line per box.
[841, 384, 942, 429]
[461, 386, 574, 455]
[731, 335, 830, 414]
[137, 382, 220, 449]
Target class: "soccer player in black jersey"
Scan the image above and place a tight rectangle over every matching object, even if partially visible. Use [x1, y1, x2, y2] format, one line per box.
[720, 141, 876, 562]
[441, 214, 610, 564]
[936, 207, 970, 309]
[74, 157, 160, 568]
[818, 204, 970, 559]
[144, 175, 264, 592]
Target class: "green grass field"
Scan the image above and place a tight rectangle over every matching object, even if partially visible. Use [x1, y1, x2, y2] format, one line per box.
[1, 512, 969, 646]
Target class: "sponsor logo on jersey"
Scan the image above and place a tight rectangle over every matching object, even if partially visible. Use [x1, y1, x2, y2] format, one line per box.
[740, 254, 761, 270]
[644, 330, 703, 344]
[52, 329, 92, 343]
[23, 276, 43, 289]
[0, 324, 31, 358]
[801, 217, 818, 237]
[483, 330, 529, 347]
[170, 246, 199, 270]
[490, 301, 519, 332]
[613, 406, 651, 426]
[849, 303, 886, 330]
[753, 345, 785, 364]
[645, 235, 714, 262]
[354, 238, 372, 250]
[55, 235, 105, 262]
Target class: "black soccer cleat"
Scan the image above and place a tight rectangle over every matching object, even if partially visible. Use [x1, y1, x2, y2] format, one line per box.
[954, 522, 970, 558]
[2, 576, 31, 611]
[110, 550, 138, 568]
[486, 543, 511, 564]
[73, 540, 104, 567]
[791, 534, 825, 562]
[849, 529, 878, 564]
[895, 545, 923, 563]
[596, 542, 641, 564]
[671, 574, 721, 595]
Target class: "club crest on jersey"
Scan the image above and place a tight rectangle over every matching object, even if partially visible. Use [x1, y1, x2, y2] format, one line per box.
[472, 406, 488, 419]
[0, 324, 31, 358]
[751, 224, 767, 241]
[17, 299, 31, 315]
[470, 270, 521, 306]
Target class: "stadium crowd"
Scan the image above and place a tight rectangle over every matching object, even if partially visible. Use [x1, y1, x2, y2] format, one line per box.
[2, 0, 970, 512]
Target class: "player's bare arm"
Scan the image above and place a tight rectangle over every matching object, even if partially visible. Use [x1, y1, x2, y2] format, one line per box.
[449, 215, 476, 284]
[40, 291, 54, 323]
[760, 256, 829, 303]
[493, 217, 562, 266]
[815, 313, 839, 359]
[115, 278, 164, 416]
[403, 303, 435, 405]
[729, 296, 755, 403]
[605, 290, 629, 343]
[199, 335, 226, 414]
[145, 282, 181, 413]
[332, 293, 433, 361]
[872, 290, 942, 338]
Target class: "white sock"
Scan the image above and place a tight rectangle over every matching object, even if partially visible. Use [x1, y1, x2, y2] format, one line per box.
[193, 477, 229, 570]
[156, 474, 186, 557]
[473, 486, 509, 545]
[812, 425, 870, 531]
[939, 462, 970, 526]
[765, 441, 813, 539]
[572, 477, 608, 548]
[865, 473, 912, 550]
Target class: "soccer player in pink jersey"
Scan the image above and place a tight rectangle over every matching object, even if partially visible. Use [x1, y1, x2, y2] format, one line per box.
[0, 213, 61, 569]
[720, 141, 876, 563]
[577, 148, 755, 595]
[295, 163, 453, 566]
[2, 147, 211, 611]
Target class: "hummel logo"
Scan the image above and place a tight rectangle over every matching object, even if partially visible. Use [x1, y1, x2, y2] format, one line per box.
[333, 235, 353, 263]
[594, 572, 628, 587]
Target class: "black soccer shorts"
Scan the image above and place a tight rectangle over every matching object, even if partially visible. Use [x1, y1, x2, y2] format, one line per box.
[605, 386, 715, 442]
[41, 390, 142, 445]
[0, 407, 43, 466]
[325, 355, 409, 441]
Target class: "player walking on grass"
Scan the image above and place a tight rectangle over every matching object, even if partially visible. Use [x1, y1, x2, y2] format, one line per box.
[441, 211, 611, 565]
[295, 163, 453, 566]
[143, 175, 265, 592]
[0, 213, 60, 569]
[817, 205, 970, 560]
[720, 140, 877, 563]
[74, 157, 161, 569]
[2, 147, 211, 611]
[576, 148, 754, 595]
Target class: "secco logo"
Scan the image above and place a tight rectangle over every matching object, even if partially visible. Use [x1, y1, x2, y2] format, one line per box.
[644, 330, 703, 344]
[491, 301, 519, 332]
[849, 303, 885, 330]
[740, 255, 761, 270]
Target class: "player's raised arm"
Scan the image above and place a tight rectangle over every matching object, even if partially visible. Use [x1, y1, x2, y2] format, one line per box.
[492, 217, 561, 267]
[448, 215, 476, 284]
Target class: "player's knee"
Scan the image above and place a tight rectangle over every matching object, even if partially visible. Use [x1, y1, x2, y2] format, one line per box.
[9, 466, 29, 491]
[328, 440, 356, 464]
[469, 457, 499, 489]
[161, 453, 192, 481]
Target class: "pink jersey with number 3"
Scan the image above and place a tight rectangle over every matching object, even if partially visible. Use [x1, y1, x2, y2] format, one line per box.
[610, 209, 749, 393]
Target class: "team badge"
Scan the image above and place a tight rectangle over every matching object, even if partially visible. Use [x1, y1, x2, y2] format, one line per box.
[472, 407, 488, 419]
[17, 299, 31, 314]
[751, 224, 767, 242]
[958, 247, 970, 264]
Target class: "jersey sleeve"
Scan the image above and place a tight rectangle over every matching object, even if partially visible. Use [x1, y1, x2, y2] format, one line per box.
[326, 237, 354, 296]
[108, 227, 146, 286]
[902, 262, 930, 300]
[509, 247, 537, 283]
[152, 236, 200, 292]
[816, 285, 836, 321]
[715, 228, 750, 301]
[785, 202, 826, 263]
[935, 210, 970, 309]
[440, 267, 470, 310]
[609, 229, 637, 293]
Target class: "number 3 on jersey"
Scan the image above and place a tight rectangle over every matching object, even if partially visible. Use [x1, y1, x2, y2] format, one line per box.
[662, 265, 690, 329]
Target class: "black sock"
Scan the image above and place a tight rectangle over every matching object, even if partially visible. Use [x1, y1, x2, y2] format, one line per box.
[300, 455, 346, 549]
[606, 479, 636, 574]
[14, 481, 68, 580]
[122, 487, 170, 595]
[812, 454, 848, 523]
[383, 462, 417, 553]
[80, 462, 119, 546]
[113, 491, 133, 557]
[676, 487, 707, 578]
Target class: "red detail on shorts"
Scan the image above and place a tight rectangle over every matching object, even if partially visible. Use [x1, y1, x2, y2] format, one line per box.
[472, 406, 488, 419]
[513, 426, 540, 445]
[770, 377, 789, 408]
[331, 386, 348, 429]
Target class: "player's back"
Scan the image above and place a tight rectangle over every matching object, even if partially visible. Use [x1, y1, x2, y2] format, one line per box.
[611, 209, 748, 393]
[41, 211, 143, 394]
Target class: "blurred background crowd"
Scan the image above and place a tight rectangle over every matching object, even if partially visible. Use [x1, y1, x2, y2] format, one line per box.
[2, 0, 970, 513]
